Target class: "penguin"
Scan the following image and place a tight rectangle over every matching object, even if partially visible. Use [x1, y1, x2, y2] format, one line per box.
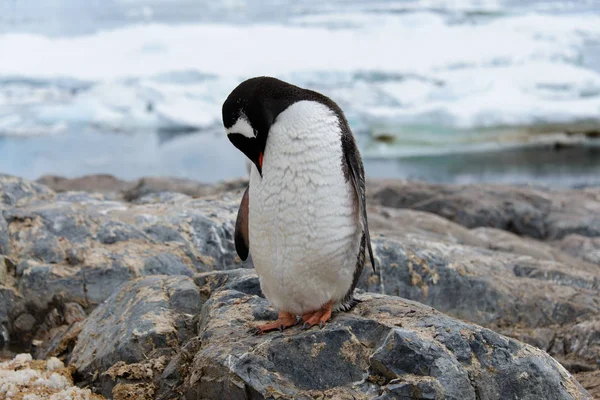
[223, 77, 375, 333]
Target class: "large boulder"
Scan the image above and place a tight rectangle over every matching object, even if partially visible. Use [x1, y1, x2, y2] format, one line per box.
[176, 269, 590, 400]
[368, 180, 600, 240]
[64, 269, 592, 399]
[360, 235, 599, 329]
[0, 175, 245, 346]
[1, 174, 55, 208]
[361, 206, 600, 369]
[70, 275, 202, 398]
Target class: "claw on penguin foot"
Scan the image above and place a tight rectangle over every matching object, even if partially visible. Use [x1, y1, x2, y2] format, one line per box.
[252, 311, 297, 334]
[301, 301, 333, 330]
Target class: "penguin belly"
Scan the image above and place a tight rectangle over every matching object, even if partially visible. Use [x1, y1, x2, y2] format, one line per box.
[248, 101, 362, 316]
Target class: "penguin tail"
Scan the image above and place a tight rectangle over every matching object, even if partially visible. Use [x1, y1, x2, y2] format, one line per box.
[336, 297, 362, 312]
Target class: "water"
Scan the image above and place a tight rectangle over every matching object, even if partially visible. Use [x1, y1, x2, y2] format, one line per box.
[0, 0, 599, 185]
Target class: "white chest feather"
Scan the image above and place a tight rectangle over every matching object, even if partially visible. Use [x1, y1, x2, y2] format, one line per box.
[248, 101, 361, 315]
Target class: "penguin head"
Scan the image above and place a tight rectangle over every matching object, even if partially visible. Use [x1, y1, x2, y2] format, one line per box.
[222, 77, 308, 176]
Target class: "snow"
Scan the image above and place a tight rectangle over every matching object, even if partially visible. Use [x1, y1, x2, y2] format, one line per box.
[0, 10, 599, 137]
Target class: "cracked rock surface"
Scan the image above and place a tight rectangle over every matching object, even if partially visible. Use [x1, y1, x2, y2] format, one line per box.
[0, 174, 599, 398]
[77, 268, 590, 399]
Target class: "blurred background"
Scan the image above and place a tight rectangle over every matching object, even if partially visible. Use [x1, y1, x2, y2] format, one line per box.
[0, 0, 599, 187]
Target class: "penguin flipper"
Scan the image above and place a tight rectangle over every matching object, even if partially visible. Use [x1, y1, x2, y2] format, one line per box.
[235, 186, 250, 261]
[342, 134, 376, 272]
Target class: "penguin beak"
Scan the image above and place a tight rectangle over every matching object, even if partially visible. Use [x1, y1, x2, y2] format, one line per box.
[254, 152, 264, 177]
[226, 132, 263, 177]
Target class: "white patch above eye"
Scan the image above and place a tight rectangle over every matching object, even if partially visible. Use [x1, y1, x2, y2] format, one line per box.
[226, 116, 255, 139]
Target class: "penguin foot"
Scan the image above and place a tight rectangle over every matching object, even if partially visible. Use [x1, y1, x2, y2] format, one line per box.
[254, 311, 298, 334]
[301, 301, 333, 330]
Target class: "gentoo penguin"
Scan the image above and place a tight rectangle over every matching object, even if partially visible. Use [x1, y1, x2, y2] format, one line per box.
[223, 77, 375, 333]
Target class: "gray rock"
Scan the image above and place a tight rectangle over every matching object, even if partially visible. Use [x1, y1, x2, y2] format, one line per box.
[0, 174, 55, 207]
[370, 328, 475, 399]
[13, 313, 36, 333]
[62, 302, 87, 325]
[184, 201, 240, 269]
[0, 217, 9, 255]
[177, 269, 590, 400]
[1, 174, 599, 395]
[0, 286, 20, 344]
[79, 261, 134, 304]
[134, 191, 192, 205]
[3, 176, 243, 279]
[554, 234, 600, 265]
[143, 224, 186, 243]
[33, 301, 87, 360]
[368, 206, 596, 270]
[142, 253, 195, 277]
[36, 174, 248, 202]
[193, 269, 262, 300]
[348, 208, 600, 374]
[471, 227, 591, 265]
[374, 380, 441, 400]
[70, 275, 201, 398]
[0, 174, 245, 349]
[368, 207, 488, 248]
[18, 264, 86, 309]
[4, 205, 91, 264]
[35, 320, 85, 360]
[0, 256, 8, 286]
[566, 318, 600, 362]
[359, 236, 600, 329]
[368, 180, 600, 240]
[37, 205, 94, 243]
[96, 220, 150, 244]
[122, 176, 247, 202]
[37, 174, 131, 195]
[156, 337, 202, 400]
[123, 177, 210, 201]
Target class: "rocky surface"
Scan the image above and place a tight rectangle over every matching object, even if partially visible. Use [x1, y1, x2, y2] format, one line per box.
[365, 206, 599, 338]
[70, 268, 590, 399]
[554, 234, 600, 265]
[70, 275, 201, 398]
[0, 174, 598, 398]
[576, 371, 600, 399]
[368, 180, 600, 240]
[0, 174, 245, 351]
[188, 269, 591, 400]
[37, 174, 247, 202]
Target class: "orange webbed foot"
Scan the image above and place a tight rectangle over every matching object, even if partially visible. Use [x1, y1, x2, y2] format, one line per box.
[253, 311, 298, 335]
[301, 301, 333, 330]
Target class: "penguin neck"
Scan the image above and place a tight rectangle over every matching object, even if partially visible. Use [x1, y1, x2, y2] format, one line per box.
[249, 98, 352, 221]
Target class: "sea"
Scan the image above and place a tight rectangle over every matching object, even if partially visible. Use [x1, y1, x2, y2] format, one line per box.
[0, 0, 599, 186]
